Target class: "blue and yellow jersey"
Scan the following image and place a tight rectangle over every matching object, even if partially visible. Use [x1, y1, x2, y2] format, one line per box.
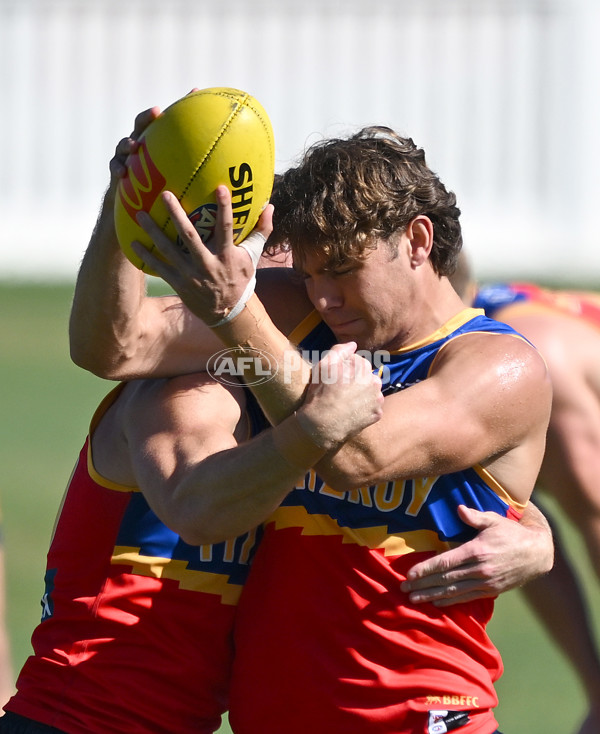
[474, 281, 600, 328]
[230, 308, 525, 734]
[8, 384, 262, 734]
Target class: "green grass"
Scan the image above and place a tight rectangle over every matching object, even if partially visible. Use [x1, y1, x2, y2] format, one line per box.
[0, 282, 598, 733]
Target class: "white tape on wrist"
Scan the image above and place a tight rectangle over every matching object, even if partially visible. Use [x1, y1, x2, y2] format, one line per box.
[209, 231, 266, 327]
[209, 275, 256, 327]
[239, 231, 267, 268]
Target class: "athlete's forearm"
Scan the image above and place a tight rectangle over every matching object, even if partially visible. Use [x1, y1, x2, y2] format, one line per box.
[69, 185, 226, 381]
[210, 298, 397, 496]
[69, 183, 148, 379]
[211, 295, 313, 423]
[168, 359, 382, 545]
[517, 501, 554, 575]
[69, 104, 215, 381]
[166, 412, 329, 544]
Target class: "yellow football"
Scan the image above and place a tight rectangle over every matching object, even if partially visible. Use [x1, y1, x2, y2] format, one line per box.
[114, 87, 275, 275]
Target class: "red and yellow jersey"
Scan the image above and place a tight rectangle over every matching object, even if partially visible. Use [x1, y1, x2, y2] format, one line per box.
[6, 385, 261, 734]
[229, 309, 526, 734]
[473, 281, 600, 328]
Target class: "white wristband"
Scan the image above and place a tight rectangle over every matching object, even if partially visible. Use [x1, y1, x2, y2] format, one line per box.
[209, 231, 266, 327]
[209, 274, 256, 327]
[238, 231, 266, 268]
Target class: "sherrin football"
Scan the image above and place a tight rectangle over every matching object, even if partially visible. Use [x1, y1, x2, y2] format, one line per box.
[114, 87, 275, 275]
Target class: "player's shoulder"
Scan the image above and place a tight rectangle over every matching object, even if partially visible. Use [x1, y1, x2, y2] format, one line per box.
[451, 324, 545, 359]
[436, 326, 550, 394]
[256, 267, 312, 334]
[123, 374, 245, 430]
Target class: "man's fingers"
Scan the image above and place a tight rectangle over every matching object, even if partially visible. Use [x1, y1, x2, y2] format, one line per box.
[404, 545, 474, 582]
[402, 562, 481, 590]
[115, 136, 136, 158]
[328, 342, 358, 360]
[110, 137, 137, 178]
[311, 342, 359, 386]
[160, 192, 202, 248]
[456, 504, 498, 530]
[431, 589, 497, 607]
[405, 578, 495, 606]
[111, 107, 160, 179]
[320, 343, 358, 381]
[256, 203, 274, 239]
[132, 106, 160, 139]
[214, 185, 235, 253]
[134, 208, 192, 273]
[130, 241, 178, 285]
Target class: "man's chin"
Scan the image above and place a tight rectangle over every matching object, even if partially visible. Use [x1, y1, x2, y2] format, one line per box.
[329, 320, 362, 342]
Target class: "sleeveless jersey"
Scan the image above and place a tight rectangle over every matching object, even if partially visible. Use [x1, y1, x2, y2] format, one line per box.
[229, 308, 526, 734]
[5, 384, 264, 734]
[474, 282, 600, 328]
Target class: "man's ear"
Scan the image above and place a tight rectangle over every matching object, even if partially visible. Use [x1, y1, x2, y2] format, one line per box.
[405, 215, 434, 268]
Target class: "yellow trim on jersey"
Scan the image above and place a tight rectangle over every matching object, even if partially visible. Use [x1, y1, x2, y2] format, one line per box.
[387, 308, 485, 353]
[89, 383, 126, 434]
[111, 546, 243, 605]
[288, 309, 323, 345]
[86, 383, 138, 492]
[270, 505, 450, 555]
[472, 465, 527, 513]
[287, 308, 487, 353]
[87, 440, 138, 493]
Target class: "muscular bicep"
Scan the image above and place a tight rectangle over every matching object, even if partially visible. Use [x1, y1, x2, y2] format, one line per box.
[125, 376, 244, 527]
[316, 333, 551, 499]
[315, 373, 487, 486]
[131, 297, 225, 377]
[77, 268, 311, 381]
[145, 269, 311, 377]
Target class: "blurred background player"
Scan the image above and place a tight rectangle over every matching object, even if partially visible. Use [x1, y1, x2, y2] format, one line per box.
[452, 253, 600, 734]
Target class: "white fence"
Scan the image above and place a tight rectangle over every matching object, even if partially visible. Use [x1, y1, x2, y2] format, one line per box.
[1, 0, 598, 283]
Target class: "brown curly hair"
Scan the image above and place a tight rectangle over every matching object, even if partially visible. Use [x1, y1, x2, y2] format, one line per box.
[267, 126, 462, 276]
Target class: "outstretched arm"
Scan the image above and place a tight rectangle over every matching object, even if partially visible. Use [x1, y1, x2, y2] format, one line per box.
[70, 107, 159, 378]
[400, 502, 554, 605]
